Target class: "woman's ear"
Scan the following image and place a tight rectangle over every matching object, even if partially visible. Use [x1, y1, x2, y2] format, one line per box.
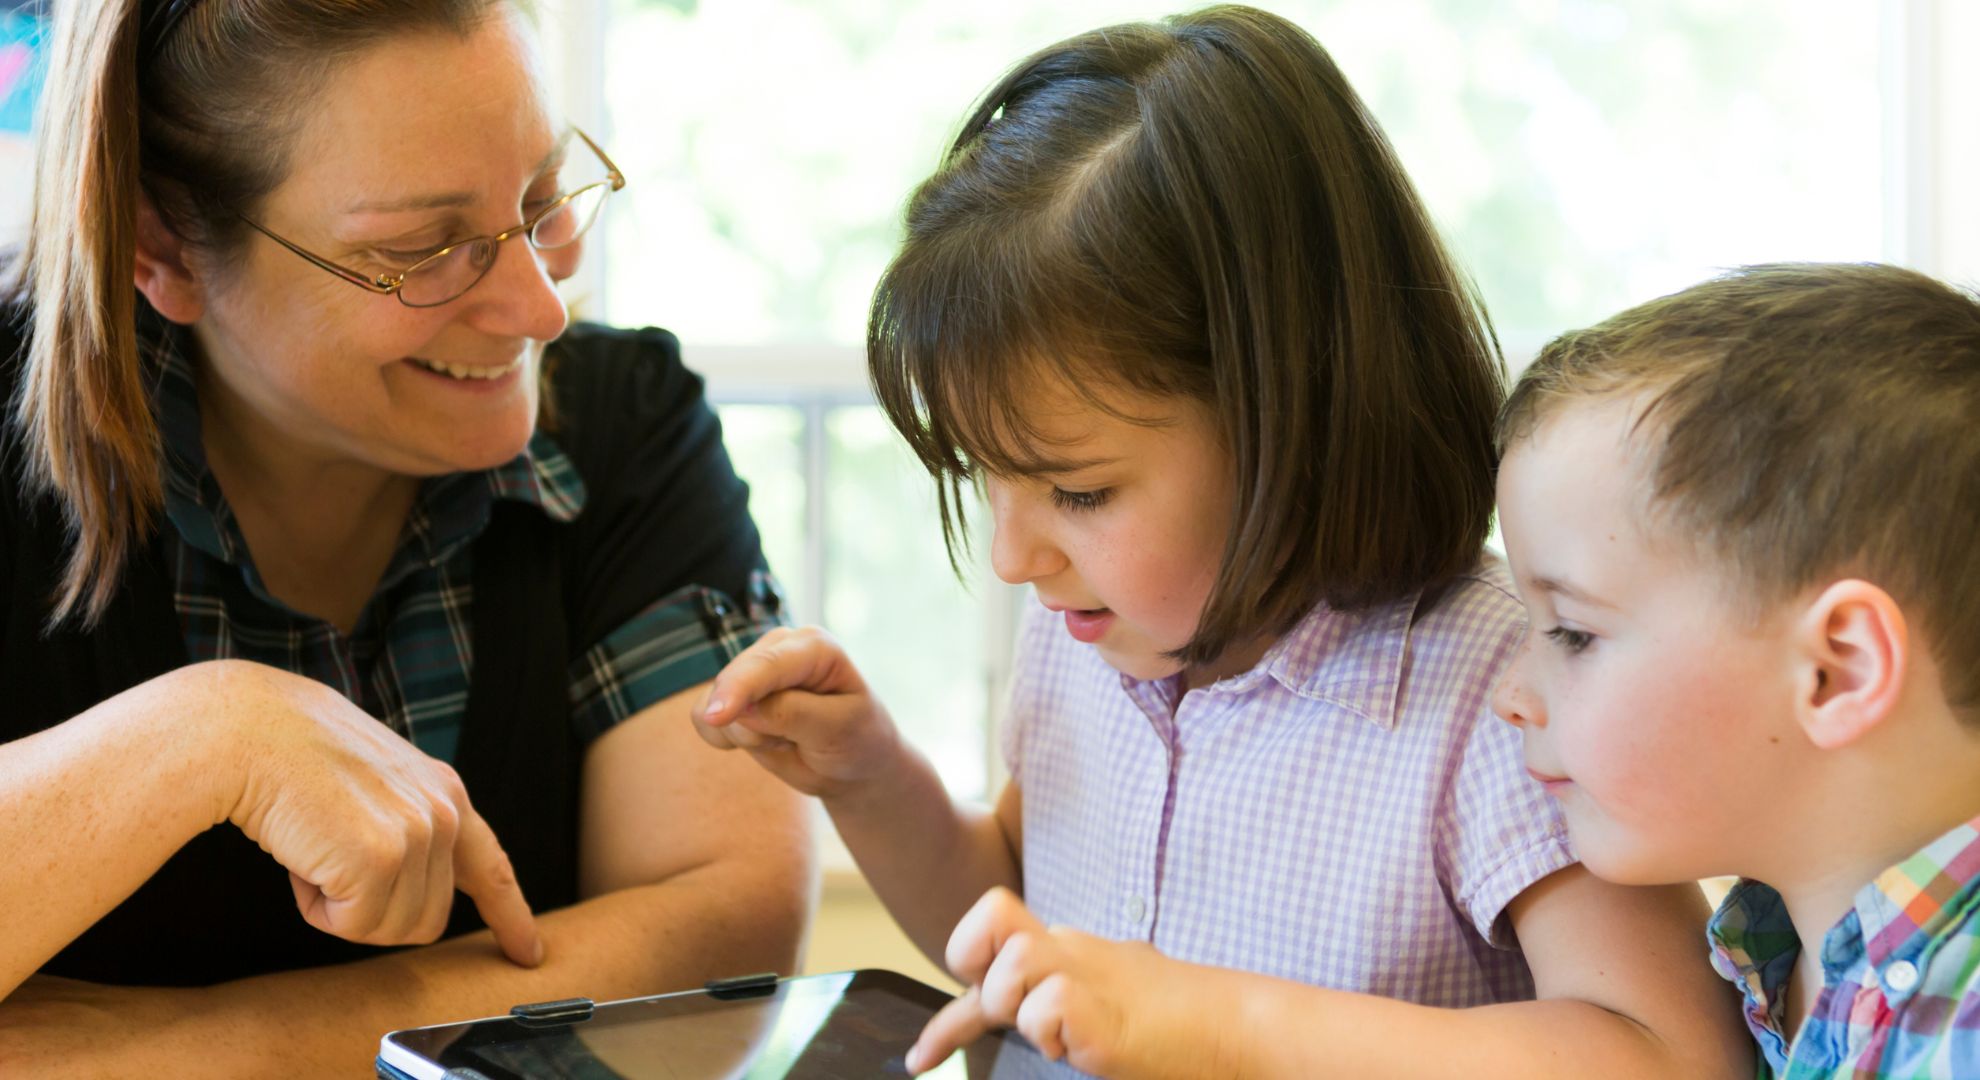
[1793, 579, 1908, 750]
[133, 196, 206, 325]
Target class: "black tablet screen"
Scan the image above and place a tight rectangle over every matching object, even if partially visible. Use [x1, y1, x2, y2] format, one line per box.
[389, 970, 1067, 1079]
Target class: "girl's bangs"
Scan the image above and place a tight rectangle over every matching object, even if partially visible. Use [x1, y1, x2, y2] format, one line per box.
[869, 223, 1132, 482]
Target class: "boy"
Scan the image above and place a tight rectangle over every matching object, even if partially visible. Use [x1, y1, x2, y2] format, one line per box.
[1491, 262, 1980, 1077]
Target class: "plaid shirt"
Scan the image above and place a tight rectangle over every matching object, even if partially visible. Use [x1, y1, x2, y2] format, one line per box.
[155, 343, 782, 762]
[1006, 554, 1575, 1005]
[1709, 817, 1980, 1078]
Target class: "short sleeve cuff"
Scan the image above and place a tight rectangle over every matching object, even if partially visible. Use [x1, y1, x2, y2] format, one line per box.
[568, 570, 790, 743]
[1456, 827, 1579, 949]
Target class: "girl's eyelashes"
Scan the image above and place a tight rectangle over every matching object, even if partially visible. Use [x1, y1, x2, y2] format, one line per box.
[1049, 486, 1113, 512]
[1544, 625, 1594, 654]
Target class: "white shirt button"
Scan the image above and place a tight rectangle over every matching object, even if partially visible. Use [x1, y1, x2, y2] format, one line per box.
[1125, 895, 1148, 924]
[1884, 960, 1920, 993]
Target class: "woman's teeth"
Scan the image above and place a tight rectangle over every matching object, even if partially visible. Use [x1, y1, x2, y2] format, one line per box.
[410, 356, 521, 381]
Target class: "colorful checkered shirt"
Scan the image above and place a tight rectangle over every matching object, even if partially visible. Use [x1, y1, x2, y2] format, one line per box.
[154, 343, 783, 762]
[1005, 554, 1576, 1004]
[1709, 817, 1980, 1078]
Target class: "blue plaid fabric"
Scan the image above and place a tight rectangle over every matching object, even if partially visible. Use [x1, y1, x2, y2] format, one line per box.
[1709, 816, 1980, 1078]
[153, 340, 783, 762]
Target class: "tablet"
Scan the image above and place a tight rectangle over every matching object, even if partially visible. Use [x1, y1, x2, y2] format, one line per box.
[376, 969, 1063, 1079]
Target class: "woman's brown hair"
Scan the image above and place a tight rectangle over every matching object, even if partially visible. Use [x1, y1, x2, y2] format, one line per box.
[7, 0, 505, 627]
[869, 4, 1504, 668]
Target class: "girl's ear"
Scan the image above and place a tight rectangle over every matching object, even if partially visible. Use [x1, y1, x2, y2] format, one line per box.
[133, 196, 207, 325]
[1793, 579, 1908, 750]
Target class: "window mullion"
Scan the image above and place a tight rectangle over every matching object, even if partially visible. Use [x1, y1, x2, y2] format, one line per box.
[802, 397, 832, 627]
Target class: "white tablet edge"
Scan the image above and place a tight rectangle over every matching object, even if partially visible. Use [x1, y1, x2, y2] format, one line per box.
[377, 1032, 450, 1080]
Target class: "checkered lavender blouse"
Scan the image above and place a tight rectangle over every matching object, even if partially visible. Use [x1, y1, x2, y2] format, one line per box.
[1005, 555, 1575, 1005]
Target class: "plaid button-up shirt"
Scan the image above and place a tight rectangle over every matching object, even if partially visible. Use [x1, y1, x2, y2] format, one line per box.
[1710, 817, 1980, 1078]
[155, 343, 782, 762]
[1006, 554, 1575, 1005]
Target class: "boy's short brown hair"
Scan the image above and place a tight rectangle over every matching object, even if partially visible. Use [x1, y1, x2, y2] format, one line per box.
[1500, 263, 1980, 711]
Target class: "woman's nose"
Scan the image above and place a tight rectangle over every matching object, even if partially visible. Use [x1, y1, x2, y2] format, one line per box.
[463, 232, 570, 343]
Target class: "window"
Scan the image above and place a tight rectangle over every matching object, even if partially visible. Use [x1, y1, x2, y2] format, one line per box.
[586, 0, 1891, 351]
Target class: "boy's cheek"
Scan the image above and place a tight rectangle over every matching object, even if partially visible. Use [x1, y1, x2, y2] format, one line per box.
[1553, 796, 1681, 885]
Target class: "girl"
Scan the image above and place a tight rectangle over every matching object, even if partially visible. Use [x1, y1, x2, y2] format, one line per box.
[694, 6, 1748, 1077]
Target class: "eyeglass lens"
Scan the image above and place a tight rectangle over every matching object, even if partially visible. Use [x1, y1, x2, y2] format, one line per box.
[397, 182, 613, 308]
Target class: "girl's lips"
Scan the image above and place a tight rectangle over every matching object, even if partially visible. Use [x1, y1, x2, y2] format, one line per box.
[1063, 608, 1115, 644]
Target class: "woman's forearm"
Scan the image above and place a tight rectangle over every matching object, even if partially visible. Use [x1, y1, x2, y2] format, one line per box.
[822, 751, 1020, 969]
[0, 667, 233, 995]
[182, 855, 813, 1077]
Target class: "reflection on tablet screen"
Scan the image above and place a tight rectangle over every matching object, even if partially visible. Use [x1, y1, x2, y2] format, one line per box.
[409, 971, 1079, 1079]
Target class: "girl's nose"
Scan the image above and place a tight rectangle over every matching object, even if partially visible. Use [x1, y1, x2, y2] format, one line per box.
[987, 479, 1065, 586]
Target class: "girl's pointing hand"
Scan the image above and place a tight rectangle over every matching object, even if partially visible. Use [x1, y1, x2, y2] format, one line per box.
[690, 626, 906, 799]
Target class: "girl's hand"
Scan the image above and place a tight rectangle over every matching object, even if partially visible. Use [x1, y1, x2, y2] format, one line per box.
[908, 887, 1202, 1078]
[688, 626, 905, 799]
[197, 661, 542, 967]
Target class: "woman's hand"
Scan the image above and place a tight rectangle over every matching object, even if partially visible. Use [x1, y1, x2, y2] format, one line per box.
[909, 888, 1203, 1078]
[199, 660, 543, 966]
[689, 626, 907, 800]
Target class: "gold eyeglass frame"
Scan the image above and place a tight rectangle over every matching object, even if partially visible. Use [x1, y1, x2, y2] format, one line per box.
[238, 127, 627, 308]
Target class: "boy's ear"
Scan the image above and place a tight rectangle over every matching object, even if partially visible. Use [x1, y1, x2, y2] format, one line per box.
[133, 196, 207, 325]
[1792, 579, 1908, 750]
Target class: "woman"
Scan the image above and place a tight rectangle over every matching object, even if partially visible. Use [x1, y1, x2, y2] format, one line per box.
[0, 0, 812, 1073]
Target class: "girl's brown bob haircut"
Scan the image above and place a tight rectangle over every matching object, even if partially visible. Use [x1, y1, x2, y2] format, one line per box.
[869, 4, 1504, 668]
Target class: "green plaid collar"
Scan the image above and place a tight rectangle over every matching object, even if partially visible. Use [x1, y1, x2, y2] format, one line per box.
[150, 327, 585, 612]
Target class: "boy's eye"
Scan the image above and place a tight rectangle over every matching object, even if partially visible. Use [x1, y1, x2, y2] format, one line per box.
[1544, 626, 1594, 654]
[1049, 486, 1113, 512]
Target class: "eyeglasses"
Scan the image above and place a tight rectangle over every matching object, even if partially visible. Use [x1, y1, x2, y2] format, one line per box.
[239, 128, 627, 309]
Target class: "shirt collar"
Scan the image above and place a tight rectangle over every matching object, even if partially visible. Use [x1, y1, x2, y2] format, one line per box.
[1850, 815, 1980, 971]
[1186, 586, 1418, 730]
[150, 323, 585, 585]
[1707, 814, 1980, 1051]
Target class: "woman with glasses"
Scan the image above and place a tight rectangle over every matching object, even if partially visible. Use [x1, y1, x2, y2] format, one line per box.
[0, 0, 811, 1072]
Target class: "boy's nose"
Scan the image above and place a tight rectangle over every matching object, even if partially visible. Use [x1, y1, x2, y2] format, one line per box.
[1491, 640, 1545, 730]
